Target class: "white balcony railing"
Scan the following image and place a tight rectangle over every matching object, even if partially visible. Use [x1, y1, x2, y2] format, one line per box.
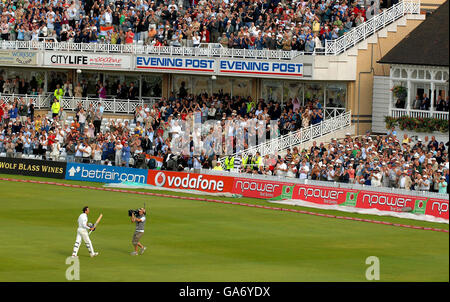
[0, 93, 52, 109]
[325, 0, 421, 55]
[219, 111, 352, 164]
[0, 40, 308, 60]
[59, 96, 161, 114]
[0, 93, 161, 114]
[391, 108, 449, 120]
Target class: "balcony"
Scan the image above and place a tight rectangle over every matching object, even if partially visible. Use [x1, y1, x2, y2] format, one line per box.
[390, 108, 449, 120]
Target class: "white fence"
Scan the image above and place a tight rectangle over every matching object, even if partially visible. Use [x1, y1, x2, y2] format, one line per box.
[0, 93, 161, 114]
[391, 108, 449, 120]
[325, 0, 421, 55]
[0, 40, 306, 60]
[59, 96, 161, 114]
[0, 93, 52, 109]
[219, 111, 352, 163]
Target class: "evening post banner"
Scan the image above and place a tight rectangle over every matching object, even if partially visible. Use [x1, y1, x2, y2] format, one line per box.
[135, 56, 309, 78]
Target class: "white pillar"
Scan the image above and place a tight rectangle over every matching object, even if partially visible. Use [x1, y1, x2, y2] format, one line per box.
[430, 81, 435, 113]
[388, 74, 393, 116]
[406, 69, 412, 113]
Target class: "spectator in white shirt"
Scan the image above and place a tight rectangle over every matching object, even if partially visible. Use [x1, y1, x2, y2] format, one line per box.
[275, 159, 288, 177]
[81, 141, 92, 163]
[371, 167, 382, 187]
[286, 163, 297, 178]
[192, 32, 200, 47]
[298, 161, 309, 179]
[326, 165, 335, 181]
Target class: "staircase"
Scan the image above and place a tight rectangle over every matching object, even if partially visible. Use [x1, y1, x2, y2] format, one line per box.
[325, 1, 422, 55]
[219, 111, 352, 165]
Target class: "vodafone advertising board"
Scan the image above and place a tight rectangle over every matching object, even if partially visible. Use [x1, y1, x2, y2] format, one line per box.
[147, 170, 234, 193]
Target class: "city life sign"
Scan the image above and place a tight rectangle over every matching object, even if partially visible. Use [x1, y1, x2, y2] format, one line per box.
[136, 56, 216, 74]
[43, 52, 132, 70]
[0, 50, 38, 66]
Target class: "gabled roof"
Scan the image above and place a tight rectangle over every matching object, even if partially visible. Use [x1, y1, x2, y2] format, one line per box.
[378, 1, 449, 67]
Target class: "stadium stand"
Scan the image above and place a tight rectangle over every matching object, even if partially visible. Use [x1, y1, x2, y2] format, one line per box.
[0, 0, 388, 52]
[0, 0, 448, 194]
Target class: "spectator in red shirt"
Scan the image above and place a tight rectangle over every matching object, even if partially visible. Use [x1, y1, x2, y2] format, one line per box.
[125, 28, 135, 44]
[200, 28, 210, 43]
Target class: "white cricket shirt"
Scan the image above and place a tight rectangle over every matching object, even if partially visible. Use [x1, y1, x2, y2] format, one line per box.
[77, 213, 90, 230]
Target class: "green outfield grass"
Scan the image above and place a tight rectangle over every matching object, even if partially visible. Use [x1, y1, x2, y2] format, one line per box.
[0, 174, 448, 282]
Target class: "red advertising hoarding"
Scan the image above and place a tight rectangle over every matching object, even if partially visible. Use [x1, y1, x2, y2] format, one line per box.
[145, 170, 448, 221]
[290, 184, 449, 220]
[232, 177, 296, 199]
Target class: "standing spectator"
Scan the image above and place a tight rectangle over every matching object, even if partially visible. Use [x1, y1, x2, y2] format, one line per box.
[371, 167, 382, 187]
[128, 82, 138, 100]
[66, 140, 76, 163]
[98, 83, 107, 101]
[125, 28, 135, 44]
[93, 108, 102, 136]
[74, 82, 83, 98]
[54, 84, 64, 101]
[18, 102, 28, 125]
[64, 80, 73, 97]
[115, 139, 123, 166]
[77, 108, 87, 132]
[27, 99, 35, 122]
[438, 176, 448, 194]
[51, 99, 61, 119]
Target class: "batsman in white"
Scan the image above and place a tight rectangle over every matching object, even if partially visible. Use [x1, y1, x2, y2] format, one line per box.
[71, 206, 99, 258]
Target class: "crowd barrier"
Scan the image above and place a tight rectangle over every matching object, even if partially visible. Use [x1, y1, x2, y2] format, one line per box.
[0, 158, 448, 220]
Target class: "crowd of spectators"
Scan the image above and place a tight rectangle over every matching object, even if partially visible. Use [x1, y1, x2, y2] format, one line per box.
[224, 130, 449, 194]
[230, 129, 449, 193]
[0, 74, 161, 101]
[0, 84, 325, 166]
[0, 84, 448, 194]
[0, 75, 45, 95]
[0, 0, 389, 52]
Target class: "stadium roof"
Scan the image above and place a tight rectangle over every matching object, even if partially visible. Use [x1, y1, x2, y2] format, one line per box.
[378, 1, 449, 67]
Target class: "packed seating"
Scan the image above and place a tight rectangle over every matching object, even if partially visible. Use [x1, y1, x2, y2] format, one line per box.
[1, 86, 448, 193]
[222, 131, 449, 194]
[0, 86, 325, 165]
[0, 0, 387, 52]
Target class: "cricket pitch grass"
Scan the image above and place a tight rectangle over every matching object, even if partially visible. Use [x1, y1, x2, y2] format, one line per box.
[0, 174, 448, 282]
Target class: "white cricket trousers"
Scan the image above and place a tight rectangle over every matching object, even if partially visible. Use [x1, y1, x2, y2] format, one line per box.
[72, 228, 95, 256]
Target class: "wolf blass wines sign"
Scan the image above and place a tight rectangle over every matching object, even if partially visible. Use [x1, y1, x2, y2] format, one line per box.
[0, 158, 66, 178]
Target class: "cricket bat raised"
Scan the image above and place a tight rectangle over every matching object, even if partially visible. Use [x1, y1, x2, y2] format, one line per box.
[89, 213, 103, 235]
